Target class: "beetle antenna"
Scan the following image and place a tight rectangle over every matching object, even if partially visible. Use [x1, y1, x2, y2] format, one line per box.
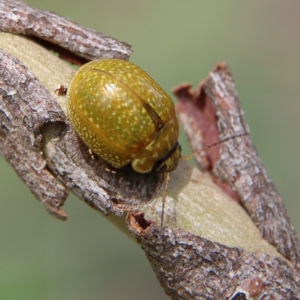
[161, 172, 171, 236]
[182, 132, 248, 161]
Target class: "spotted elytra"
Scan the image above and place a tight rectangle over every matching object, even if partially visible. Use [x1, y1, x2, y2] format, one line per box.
[66, 59, 247, 230]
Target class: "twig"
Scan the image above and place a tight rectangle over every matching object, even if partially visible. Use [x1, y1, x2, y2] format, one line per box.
[0, 0, 132, 63]
[175, 64, 300, 267]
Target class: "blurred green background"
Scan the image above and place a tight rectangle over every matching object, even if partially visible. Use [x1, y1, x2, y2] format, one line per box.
[1, 1, 300, 299]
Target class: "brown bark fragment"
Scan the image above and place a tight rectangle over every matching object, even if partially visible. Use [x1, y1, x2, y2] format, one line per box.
[0, 0, 132, 63]
[128, 213, 300, 299]
[175, 63, 300, 268]
[0, 49, 67, 219]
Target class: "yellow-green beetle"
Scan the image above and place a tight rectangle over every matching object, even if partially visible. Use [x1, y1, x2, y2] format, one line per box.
[67, 59, 182, 173]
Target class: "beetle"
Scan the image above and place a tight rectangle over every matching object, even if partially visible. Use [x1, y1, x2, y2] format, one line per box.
[67, 59, 182, 174]
[66, 59, 246, 229]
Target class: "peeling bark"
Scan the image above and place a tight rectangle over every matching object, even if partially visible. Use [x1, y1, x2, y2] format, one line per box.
[175, 64, 300, 267]
[128, 213, 300, 299]
[0, 0, 132, 63]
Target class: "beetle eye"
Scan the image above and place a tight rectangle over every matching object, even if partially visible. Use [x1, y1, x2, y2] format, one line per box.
[155, 143, 182, 173]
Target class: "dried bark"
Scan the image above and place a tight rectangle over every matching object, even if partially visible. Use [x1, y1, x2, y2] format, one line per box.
[0, 49, 67, 219]
[205, 67, 300, 267]
[175, 66, 300, 267]
[0, 1, 299, 299]
[129, 214, 300, 299]
[0, 0, 132, 63]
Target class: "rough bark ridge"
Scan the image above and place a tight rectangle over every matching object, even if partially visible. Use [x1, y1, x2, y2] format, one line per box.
[0, 1, 299, 299]
[0, 0, 131, 62]
[129, 214, 300, 299]
[0, 49, 68, 219]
